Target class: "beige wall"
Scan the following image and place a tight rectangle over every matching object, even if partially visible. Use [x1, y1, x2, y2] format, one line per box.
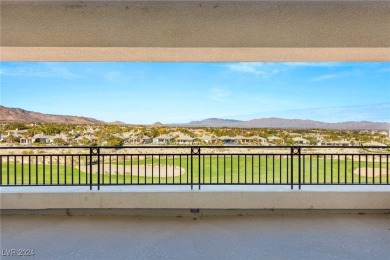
[2, 191, 389, 210]
[1, 1, 389, 61]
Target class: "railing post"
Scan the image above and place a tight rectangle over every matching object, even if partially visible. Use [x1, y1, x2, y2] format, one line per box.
[291, 147, 301, 190]
[0, 156, 2, 186]
[298, 148, 302, 190]
[198, 148, 201, 190]
[191, 147, 201, 190]
[90, 147, 100, 190]
[190, 148, 193, 190]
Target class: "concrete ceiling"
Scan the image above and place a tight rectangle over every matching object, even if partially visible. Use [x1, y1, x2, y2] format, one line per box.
[1, 1, 389, 61]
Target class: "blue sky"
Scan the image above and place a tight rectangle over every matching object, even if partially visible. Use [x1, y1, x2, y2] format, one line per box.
[1, 62, 389, 124]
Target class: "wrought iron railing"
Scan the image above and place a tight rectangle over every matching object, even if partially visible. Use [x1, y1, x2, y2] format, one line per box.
[0, 146, 389, 190]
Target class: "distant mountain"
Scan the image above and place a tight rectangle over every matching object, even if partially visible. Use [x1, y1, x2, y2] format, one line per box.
[177, 117, 390, 130]
[151, 122, 164, 127]
[0, 106, 105, 124]
[2, 105, 389, 130]
[109, 121, 127, 125]
[186, 118, 242, 127]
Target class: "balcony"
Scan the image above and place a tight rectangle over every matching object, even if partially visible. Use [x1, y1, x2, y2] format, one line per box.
[1, 0, 389, 258]
[1, 145, 389, 258]
[1, 145, 389, 208]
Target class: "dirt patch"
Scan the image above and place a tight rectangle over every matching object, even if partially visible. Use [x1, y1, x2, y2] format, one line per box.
[75, 164, 185, 177]
[353, 168, 389, 177]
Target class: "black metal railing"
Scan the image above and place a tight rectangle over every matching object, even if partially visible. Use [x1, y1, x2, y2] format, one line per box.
[0, 146, 389, 190]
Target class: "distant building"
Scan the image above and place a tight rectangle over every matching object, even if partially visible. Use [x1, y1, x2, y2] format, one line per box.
[32, 133, 52, 144]
[20, 137, 33, 145]
[233, 136, 264, 144]
[153, 135, 175, 144]
[124, 136, 140, 144]
[200, 136, 217, 144]
[267, 136, 284, 145]
[218, 136, 239, 145]
[175, 135, 194, 145]
[362, 141, 387, 147]
[319, 140, 352, 146]
[141, 136, 153, 144]
[292, 137, 310, 145]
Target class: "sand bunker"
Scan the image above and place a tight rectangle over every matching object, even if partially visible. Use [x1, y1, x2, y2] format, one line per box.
[75, 164, 185, 177]
[353, 168, 389, 177]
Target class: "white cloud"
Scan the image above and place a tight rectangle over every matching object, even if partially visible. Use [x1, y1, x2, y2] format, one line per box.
[309, 69, 363, 82]
[282, 62, 341, 67]
[225, 62, 279, 78]
[310, 74, 337, 81]
[0, 63, 81, 79]
[247, 103, 390, 123]
[224, 62, 342, 78]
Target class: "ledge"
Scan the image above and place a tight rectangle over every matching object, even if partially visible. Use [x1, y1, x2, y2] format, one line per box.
[2, 47, 389, 62]
[1, 1, 389, 61]
[1, 186, 389, 210]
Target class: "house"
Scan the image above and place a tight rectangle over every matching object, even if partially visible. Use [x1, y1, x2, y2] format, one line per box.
[267, 136, 284, 145]
[54, 133, 73, 143]
[292, 137, 310, 145]
[258, 137, 268, 145]
[175, 135, 194, 145]
[218, 136, 239, 145]
[153, 134, 175, 144]
[320, 140, 352, 146]
[32, 133, 52, 144]
[20, 137, 33, 145]
[362, 141, 387, 147]
[200, 136, 217, 144]
[234, 135, 250, 144]
[141, 136, 153, 144]
[124, 136, 140, 144]
[235, 136, 267, 145]
[7, 129, 27, 135]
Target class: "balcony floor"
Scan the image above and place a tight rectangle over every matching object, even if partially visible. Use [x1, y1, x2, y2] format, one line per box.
[1, 213, 389, 259]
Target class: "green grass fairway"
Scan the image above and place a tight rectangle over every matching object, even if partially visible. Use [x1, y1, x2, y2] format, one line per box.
[1, 155, 389, 185]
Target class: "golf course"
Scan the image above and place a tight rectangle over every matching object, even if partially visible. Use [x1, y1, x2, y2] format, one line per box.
[1, 154, 389, 185]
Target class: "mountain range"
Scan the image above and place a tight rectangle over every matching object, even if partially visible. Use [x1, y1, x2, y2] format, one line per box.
[0, 105, 105, 125]
[1, 106, 389, 130]
[175, 118, 390, 130]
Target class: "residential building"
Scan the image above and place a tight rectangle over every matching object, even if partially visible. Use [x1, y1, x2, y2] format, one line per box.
[200, 136, 217, 144]
[153, 134, 175, 144]
[141, 136, 153, 144]
[292, 137, 310, 145]
[175, 135, 194, 145]
[218, 136, 239, 145]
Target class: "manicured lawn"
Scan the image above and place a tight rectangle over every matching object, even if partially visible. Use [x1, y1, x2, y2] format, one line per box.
[1, 155, 389, 185]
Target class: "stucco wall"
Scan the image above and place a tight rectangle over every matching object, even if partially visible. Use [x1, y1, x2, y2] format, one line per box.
[1, 1, 389, 61]
[2, 190, 389, 210]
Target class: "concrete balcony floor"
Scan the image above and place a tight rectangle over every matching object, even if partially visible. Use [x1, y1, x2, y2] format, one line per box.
[1, 213, 390, 259]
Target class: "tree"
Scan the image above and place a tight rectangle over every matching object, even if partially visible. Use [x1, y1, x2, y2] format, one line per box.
[80, 137, 92, 146]
[4, 134, 20, 144]
[53, 138, 66, 145]
[105, 136, 124, 146]
[5, 122, 29, 131]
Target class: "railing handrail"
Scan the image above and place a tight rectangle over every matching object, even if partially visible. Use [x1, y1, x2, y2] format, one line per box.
[1, 145, 389, 150]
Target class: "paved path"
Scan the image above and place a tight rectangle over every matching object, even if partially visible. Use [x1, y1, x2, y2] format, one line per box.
[1, 214, 389, 259]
